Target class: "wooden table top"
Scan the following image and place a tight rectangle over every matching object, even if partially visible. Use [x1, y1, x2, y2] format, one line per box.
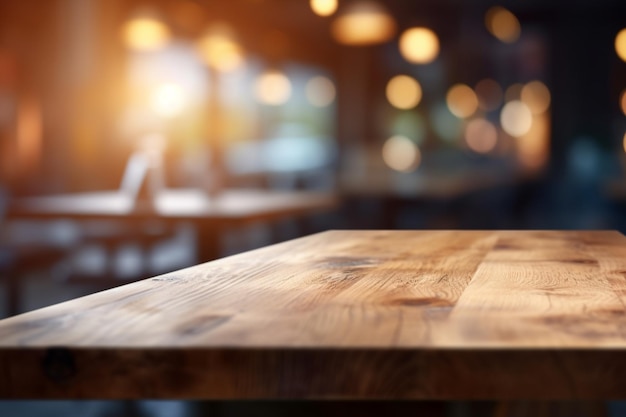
[7, 188, 338, 223]
[2, 230, 626, 399]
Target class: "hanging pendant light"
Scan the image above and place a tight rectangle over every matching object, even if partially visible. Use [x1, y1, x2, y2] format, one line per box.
[398, 27, 440, 64]
[254, 69, 292, 106]
[310, 0, 338, 17]
[121, 7, 171, 52]
[330, 1, 396, 46]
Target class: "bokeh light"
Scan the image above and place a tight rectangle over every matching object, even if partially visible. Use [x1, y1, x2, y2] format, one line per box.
[465, 118, 498, 153]
[306, 76, 336, 107]
[446, 84, 478, 118]
[122, 15, 171, 51]
[501, 100, 533, 137]
[386, 75, 422, 109]
[398, 27, 440, 64]
[615, 29, 626, 62]
[505, 83, 524, 101]
[623, 132, 626, 153]
[485, 6, 521, 43]
[254, 70, 292, 105]
[196, 25, 245, 72]
[16, 96, 42, 171]
[382, 135, 421, 172]
[310, 0, 338, 17]
[517, 112, 550, 170]
[521, 81, 551, 114]
[150, 83, 187, 117]
[331, 1, 396, 45]
[475, 79, 503, 111]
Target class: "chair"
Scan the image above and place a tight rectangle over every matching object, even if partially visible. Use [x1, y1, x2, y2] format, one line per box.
[63, 151, 177, 285]
[0, 188, 69, 316]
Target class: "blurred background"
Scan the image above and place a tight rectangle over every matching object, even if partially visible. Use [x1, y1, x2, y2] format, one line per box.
[2, 0, 626, 414]
[2, 0, 626, 314]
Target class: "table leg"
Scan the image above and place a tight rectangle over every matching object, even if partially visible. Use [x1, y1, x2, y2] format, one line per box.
[195, 223, 223, 263]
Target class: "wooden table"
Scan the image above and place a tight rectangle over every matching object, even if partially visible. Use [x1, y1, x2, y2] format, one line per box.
[6, 188, 338, 262]
[1, 230, 626, 399]
[339, 170, 525, 199]
[338, 170, 535, 229]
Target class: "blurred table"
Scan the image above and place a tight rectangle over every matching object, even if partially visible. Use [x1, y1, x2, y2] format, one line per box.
[339, 169, 533, 228]
[7, 188, 338, 262]
[339, 169, 528, 199]
[1, 230, 626, 399]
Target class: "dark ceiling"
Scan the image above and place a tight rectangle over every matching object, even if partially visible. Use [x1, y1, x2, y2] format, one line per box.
[178, 0, 626, 69]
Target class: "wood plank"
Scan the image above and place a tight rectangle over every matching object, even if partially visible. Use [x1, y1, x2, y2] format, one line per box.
[2, 230, 626, 399]
[445, 231, 626, 346]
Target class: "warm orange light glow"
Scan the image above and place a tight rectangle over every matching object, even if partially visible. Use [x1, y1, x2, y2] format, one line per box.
[485, 6, 521, 43]
[616, 29, 626, 62]
[196, 24, 244, 72]
[386, 75, 422, 110]
[517, 112, 550, 170]
[382, 135, 421, 172]
[521, 81, 550, 115]
[122, 14, 171, 51]
[306, 76, 336, 107]
[623, 132, 626, 153]
[398, 27, 440, 64]
[446, 84, 478, 118]
[501, 100, 533, 137]
[475, 79, 503, 111]
[254, 70, 292, 105]
[139, 132, 167, 154]
[465, 118, 498, 153]
[331, 1, 396, 45]
[151, 83, 187, 117]
[17, 95, 42, 172]
[310, 0, 338, 16]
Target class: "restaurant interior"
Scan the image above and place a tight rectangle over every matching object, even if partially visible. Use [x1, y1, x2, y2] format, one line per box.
[2, 0, 626, 415]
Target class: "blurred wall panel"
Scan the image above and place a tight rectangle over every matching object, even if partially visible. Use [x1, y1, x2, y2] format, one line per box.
[0, 0, 58, 194]
[59, 0, 128, 191]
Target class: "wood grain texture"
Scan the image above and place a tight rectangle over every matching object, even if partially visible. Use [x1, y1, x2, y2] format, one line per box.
[2, 230, 626, 399]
